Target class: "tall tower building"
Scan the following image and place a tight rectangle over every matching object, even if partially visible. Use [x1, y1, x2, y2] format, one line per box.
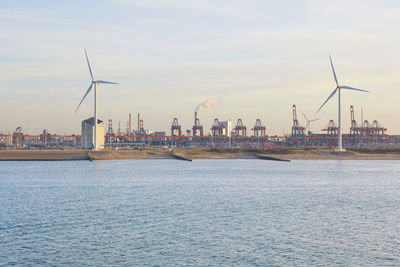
[218, 120, 232, 137]
[81, 117, 104, 149]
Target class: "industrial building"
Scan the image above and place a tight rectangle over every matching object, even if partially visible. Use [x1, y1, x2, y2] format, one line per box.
[218, 120, 232, 137]
[81, 117, 104, 149]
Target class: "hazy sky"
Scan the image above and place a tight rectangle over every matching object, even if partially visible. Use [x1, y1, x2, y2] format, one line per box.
[1, 0, 400, 135]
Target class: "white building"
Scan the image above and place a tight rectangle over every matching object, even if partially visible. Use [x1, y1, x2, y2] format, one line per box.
[218, 120, 232, 137]
[81, 117, 104, 149]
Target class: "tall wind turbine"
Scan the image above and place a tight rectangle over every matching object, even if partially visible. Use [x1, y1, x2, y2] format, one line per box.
[76, 49, 118, 150]
[317, 54, 368, 152]
[300, 111, 319, 134]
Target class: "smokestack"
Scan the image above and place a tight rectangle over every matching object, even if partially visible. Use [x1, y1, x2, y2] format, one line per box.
[194, 112, 198, 126]
[361, 108, 363, 123]
[129, 113, 132, 135]
[137, 113, 140, 133]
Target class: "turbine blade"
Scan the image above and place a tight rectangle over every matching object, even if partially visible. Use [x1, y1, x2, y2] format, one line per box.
[329, 54, 339, 86]
[309, 118, 319, 122]
[317, 88, 337, 113]
[300, 110, 309, 122]
[340, 85, 369, 93]
[85, 49, 94, 81]
[95, 80, 119, 84]
[75, 83, 93, 112]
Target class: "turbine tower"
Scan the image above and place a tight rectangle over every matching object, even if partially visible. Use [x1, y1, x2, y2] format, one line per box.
[300, 111, 319, 134]
[317, 54, 368, 152]
[76, 49, 118, 150]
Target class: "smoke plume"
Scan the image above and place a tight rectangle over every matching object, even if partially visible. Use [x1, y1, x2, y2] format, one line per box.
[195, 98, 222, 112]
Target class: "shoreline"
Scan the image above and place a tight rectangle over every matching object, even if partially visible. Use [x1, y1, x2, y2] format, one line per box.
[1, 149, 400, 161]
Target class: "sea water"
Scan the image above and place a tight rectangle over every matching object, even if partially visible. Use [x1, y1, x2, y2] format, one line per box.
[0, 160, 399, 266]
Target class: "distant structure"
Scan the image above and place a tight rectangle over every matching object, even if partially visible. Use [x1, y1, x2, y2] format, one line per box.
[106, 119, 115, 143]
[322, 120, 338, 136]
[12, 127, 24, 148]
[171, 118, 182, 136]
[234, 119, 247, 136]
[128, 113, 132, 135]
[81, 117, 104, 149]
[7, 133, 12, 146]
[137, 113, 140, 134]
[291, 105, 305, 136]
[350, 105, 387, 137]
[211, 119, 224, 136]
[138, 118, 145, 135]
[300, 111, 319, 135]
[350, 105, 359, 135]
[370, 120, 387, 137]
[192, 112, 204, 137]
[154, 131, 167, 144]
[40, 129, 51, 145]
[136, 113, 146, 136]
[218, 120, 232, 137]
[107, 119, 114, 135]
[252, 119, 266, 137]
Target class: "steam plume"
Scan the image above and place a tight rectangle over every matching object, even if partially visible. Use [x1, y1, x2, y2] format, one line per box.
[195, 98, 222, 112]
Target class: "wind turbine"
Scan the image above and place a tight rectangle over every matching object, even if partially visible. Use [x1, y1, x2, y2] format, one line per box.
[317, 54, 368, 152]
[300, 111, 319, 134]
[76, 49, 118, 150]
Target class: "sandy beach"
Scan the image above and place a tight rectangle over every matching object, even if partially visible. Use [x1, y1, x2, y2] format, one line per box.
[1, 148, 400, 161]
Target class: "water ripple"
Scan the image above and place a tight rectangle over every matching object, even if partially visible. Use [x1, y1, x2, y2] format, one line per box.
[0, 160, 399, 266]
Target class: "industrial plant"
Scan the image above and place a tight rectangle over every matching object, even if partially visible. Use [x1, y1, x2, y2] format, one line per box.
[0, 103, 397, 150]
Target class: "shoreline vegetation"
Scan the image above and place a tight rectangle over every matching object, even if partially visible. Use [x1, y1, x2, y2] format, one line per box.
[1, 148, 400, 161]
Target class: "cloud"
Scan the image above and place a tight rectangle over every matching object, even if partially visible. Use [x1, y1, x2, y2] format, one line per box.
[0, 8, 77, 25]
[112, 0, 242, 17]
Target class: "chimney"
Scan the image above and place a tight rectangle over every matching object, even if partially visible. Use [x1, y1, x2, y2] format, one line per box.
[137, 113, 140, 133]
[128, 113, 132, 135]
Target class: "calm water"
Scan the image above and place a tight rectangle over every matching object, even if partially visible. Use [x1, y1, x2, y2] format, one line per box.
[0, 160, 399, 266]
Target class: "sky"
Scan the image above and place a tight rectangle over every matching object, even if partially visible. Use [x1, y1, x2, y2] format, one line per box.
[1, 0, 400, 135]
